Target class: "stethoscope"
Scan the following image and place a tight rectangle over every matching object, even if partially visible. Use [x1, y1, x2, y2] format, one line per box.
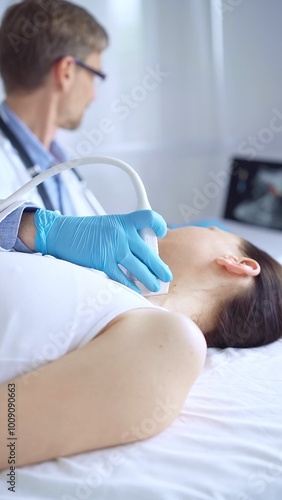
[0, 114, 106, 215]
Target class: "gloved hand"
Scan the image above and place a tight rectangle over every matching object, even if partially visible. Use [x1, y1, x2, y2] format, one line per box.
[34, 209, 173, 293]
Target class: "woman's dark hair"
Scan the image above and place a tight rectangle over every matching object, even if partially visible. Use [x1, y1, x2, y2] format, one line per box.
[0, 0, 109, 92]
[206, 240, 282, 348]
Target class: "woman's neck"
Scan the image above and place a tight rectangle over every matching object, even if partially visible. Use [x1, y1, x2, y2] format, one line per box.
[147, 281, 214, 332]
[147, 230, 218, 332]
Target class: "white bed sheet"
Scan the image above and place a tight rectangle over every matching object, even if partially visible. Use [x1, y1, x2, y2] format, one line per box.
[0, 221, 281, 500]
[1, 339, 281, 500]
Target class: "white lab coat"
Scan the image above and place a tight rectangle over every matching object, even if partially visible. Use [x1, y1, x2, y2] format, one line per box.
[0, 130, 97, 216]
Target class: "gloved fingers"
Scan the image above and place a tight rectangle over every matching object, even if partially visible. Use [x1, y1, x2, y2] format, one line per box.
[130, 237, 173, 283]
[119, 253, 164, 292]
[106, 265, 142, 294]
[128, 210, 167, 238]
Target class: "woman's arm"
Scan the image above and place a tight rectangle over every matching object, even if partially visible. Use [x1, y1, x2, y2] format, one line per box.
[0, 308, 206, 470]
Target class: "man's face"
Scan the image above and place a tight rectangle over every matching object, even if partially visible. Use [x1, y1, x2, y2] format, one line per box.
[57, 52, 103, 130]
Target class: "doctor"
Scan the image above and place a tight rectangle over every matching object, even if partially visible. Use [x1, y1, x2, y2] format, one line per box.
[0, 0, 172, 292]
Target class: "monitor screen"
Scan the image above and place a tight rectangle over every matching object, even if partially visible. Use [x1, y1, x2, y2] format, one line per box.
[223, 157, 282, 231]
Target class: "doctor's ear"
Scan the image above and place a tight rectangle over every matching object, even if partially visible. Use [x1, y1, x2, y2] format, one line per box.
[53, 56, 76, 90]
[216, 255, 261, 277]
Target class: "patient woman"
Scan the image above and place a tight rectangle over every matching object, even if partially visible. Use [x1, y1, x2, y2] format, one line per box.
[0, 225, 281, 471]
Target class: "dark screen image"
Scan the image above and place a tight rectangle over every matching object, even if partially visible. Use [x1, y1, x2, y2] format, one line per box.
[224, 157, 282, 231]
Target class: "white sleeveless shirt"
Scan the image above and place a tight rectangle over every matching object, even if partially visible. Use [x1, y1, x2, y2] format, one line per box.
[0, 252, 161, 384]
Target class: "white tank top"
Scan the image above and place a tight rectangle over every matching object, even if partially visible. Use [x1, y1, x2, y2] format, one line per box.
[0, 252, 161, 384]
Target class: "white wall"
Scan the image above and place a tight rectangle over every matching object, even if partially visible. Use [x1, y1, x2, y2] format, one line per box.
[1, 0, 282, 224]
[223, 0, 282, 158]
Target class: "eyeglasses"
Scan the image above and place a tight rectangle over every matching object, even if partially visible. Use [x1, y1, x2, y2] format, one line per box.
[54, 56, 107, 80]
[73, 57, 107, 80]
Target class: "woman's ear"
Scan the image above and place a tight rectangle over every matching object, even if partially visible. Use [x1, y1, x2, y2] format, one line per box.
[216, 255, 261, 276]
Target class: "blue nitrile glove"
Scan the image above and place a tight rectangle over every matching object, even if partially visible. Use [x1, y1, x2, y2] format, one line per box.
[34, 209, 173, 293]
